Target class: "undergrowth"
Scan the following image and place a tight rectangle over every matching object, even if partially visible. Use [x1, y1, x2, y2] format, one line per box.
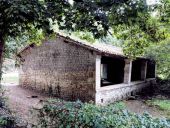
[0, 88, 16, 128]
[32, 99, 170, 128]
[146, 99, 170, 119]
[148, 99, 170, 111]
[156, 78, 170, 96]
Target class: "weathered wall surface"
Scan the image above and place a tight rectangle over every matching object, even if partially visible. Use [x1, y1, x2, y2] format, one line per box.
[95, 79, 156, 105]
[19, 37, 96, 102]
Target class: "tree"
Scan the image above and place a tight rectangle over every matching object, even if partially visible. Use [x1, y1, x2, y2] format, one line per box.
[145, 38, 170, 79]
[48, 0, 167, 57]
[144, 0, 170, 79]
[0, 0, 168, 82]
[0, 0, 51, 81]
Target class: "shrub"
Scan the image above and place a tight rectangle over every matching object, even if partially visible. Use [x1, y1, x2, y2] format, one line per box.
[0, 88, 7, 108]
[0, 88, 17, 128]
[0, 116, 16, 128]
[156, 78, 170, 94]
[144, 38, 170, 80]
[33, 99, 170, 128]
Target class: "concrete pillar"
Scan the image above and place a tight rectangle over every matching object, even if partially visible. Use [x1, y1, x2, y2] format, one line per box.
[124, 59, 132, 84]
[95, 55, 101, 91]
[141, 61, 147, 81]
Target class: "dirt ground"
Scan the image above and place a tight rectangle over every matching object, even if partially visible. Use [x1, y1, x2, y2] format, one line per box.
[3, 84, 50, 126]
[124, 100, 165, 118]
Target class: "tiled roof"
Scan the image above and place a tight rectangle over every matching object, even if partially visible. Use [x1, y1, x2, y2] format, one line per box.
[57, 33, 124, 57]
[18, 33, 125, 57]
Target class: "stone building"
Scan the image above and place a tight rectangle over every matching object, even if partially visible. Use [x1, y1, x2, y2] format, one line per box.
[17, 33, 156, 105]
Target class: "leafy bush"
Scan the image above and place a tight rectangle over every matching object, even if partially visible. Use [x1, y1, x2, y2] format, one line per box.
[157, 78, 170, 94]
[0, 116, 16, 128]
[33, 99, 170, 128]
[145, 38, 170, 80]
[0, 88, 17, 128]
[0, 88, 7, 108]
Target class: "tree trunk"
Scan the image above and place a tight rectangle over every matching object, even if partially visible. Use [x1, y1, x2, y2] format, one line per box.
[0, 35, 5, 85]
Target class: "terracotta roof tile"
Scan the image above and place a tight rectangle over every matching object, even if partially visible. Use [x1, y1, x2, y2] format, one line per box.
[18, 33, 124, 57]
[57, 33, 124, 57]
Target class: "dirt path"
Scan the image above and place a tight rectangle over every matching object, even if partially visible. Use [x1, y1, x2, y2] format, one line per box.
[3, 85, 50, 126]
[124, 100, 165, 118]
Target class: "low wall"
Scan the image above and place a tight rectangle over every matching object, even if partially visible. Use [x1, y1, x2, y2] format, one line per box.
[95, 79, 156, 105]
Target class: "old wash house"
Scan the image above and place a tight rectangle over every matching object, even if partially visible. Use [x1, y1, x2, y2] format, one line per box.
[17, 33, 156, 105]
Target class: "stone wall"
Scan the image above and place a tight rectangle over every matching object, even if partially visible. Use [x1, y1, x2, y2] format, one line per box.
[95, 79, 156, 105]
[19, 36, 156, 104]
[19, 37, 96, 102]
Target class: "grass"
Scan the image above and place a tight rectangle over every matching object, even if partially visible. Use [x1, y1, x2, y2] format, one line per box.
[146, 99, 170, 118]
[109, 101, 126, 110]
[147, 99, 170, 111]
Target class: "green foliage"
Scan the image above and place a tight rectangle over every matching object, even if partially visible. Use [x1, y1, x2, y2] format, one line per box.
[159, 0, 170, 23]
[109, 101, 126, 110]
[72, 31, 96, 43]
[0, 0, 51, 39]
[121, 25, 150, 58]
[47, 0, 165, 40]
[145, 38, 170, 79]
[0, 0, 52, 80]
[0, 88, 7, 108]
[109, 0, 170, 57]
[0, 88, 16, 128]
[148, 99, 170, 111]
[0, 116, 16, 128]
[5, 37, 27, 59]
[33, 99, 170, 128]
[113, 14, 166, 57]
[1, 0, 169, 59]
[0, 117, 7, 126]
[5, 28, 45, 59]
[156, 79, 170, 95]
[146, 98, 170, 118]
[144, 0, 170, 79]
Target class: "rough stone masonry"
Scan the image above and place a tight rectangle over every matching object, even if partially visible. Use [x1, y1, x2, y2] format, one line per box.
[19, 37, 96, 102]
[18, 34, 156, 105]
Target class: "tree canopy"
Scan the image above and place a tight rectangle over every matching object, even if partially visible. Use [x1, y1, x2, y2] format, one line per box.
[0, 0, 170, 79]
[0, 0, 49, 79]
[145, 38, 170, 79]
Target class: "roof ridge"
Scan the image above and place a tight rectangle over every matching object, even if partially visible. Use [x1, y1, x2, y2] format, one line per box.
[17, 33, 124, 57]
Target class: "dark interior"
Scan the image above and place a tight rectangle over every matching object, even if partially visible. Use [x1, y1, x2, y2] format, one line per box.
[131, 60, 142, 81]
[101, 56, 125, 87]
[146, 61, 155, 78]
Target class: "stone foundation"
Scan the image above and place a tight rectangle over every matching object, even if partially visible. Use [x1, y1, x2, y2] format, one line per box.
[95, 79, 156, 105]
